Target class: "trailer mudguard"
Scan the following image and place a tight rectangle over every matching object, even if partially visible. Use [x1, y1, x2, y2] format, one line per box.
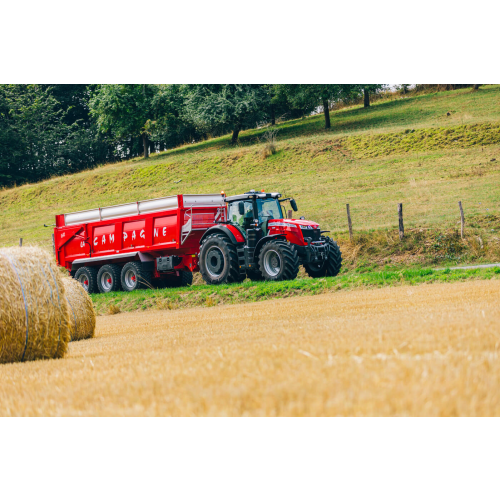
[201, 225, 245, 245]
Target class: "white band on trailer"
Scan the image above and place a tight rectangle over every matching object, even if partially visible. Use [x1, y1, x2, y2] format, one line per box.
[63, 193, 224, 226]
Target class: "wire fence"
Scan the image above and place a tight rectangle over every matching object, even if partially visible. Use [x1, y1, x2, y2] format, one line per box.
[311, 198, 500, 235]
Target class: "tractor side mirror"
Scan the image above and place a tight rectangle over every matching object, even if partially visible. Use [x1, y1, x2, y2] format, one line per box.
[238, 201, 245, 215]
[290, 199, 298, 212]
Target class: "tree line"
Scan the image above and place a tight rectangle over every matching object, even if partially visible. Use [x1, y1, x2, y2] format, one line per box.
[0, 84, 386, 187]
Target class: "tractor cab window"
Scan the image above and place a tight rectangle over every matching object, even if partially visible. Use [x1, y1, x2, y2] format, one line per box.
[227, 200, 254, 232]
[256, 199, 283, 222]
[256, 198, 283, 234]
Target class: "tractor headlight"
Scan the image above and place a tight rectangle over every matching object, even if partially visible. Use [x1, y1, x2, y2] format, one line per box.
[300, 225, 314, 230]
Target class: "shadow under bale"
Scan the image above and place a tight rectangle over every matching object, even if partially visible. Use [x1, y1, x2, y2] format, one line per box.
[62, 277, 96, 341]
[0, 247, 71, 364]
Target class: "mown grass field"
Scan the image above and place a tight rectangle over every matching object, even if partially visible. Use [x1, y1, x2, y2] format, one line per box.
[2, 280, 499, 416]
[92, 266, 500, 315]
[1, 85, 499, 274]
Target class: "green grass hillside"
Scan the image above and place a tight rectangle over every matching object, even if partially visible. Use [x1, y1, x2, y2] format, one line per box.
[1, 85, 500, 271]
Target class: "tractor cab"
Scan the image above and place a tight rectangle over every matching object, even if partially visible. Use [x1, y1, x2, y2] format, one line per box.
[225, 190, 295, 236]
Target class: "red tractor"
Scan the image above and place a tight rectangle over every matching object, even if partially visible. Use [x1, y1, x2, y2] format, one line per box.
[198, 190, 342, 284]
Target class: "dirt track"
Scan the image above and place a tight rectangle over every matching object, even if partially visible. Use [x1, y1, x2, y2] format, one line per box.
[1, 280, 499, 416]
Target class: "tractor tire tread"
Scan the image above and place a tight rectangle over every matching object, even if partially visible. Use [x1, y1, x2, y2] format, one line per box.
[325, 238, 342, 277]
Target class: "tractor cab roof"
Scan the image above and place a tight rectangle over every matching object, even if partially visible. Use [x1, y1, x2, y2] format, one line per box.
[225, 190, 281, 202]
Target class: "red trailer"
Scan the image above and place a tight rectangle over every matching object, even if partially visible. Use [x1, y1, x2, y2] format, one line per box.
[54, 193, 226, 293]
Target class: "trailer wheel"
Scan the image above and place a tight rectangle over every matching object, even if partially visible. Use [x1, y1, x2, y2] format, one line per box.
[161, 270, 193, 288]
[74, 266, 99, 294]
[304, 238, 343, 278]
[120, 262, 153, 292]
[258, 240, 299, 281]
[97, 264, 122, 293]
[199, 234, 244, 285]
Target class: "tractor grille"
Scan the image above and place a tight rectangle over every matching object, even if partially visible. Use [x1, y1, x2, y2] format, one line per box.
[301, 227, 321, 241]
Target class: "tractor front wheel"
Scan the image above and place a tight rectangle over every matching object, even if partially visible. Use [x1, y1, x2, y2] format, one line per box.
[304, 238, 342, 278]
[258, 240, 299, 281]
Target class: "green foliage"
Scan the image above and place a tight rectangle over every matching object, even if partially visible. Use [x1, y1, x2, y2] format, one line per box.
[1, 85, 83, 184]
[149, 84, 202, 148]
[183, 84, 270, 143]
[89, 84, 158, 145]
[277, 85, 361, 128]
[0, 84, 120, 187]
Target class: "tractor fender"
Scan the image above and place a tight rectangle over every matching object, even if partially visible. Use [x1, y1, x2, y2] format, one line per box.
[201, 225, 245, 246]
[254, 234, 287, 258]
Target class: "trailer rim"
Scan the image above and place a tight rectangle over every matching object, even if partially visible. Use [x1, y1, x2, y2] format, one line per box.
[99, 271, 114, 292]
[124, 269, 137, 288]
[78, 274, 89, 291]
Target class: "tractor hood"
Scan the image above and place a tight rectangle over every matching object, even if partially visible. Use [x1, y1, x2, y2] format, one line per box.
[268, 219, 320, 228]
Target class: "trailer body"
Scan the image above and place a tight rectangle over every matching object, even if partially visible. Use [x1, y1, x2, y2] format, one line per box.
[55, 194, 225, 279]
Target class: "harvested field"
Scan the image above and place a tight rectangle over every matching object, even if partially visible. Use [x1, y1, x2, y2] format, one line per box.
[1, 280, 499, 416]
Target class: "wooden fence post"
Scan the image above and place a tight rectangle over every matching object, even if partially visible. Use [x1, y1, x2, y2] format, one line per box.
[458, 201, 465, 238]
[19, 238, 23, 247]
[52, 234, 56, 256]
[398, 203, 404, 240]
[346, 204, 353, 242]
[287, 209, 292, 219]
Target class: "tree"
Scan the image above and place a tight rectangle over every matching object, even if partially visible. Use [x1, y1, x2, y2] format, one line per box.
[2, 85, 82, 184]
[184, 85, 270, 144]
[265, 85, 316, 125]
[148, 85, 203, 150]
[89, 84, 158, 158]
[352, 84, 386, 107]
[0, 86, 22, 185]
[279, 85, 357, 129]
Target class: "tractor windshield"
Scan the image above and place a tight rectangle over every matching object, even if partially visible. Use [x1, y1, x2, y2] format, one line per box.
[256, 198, 283, 222]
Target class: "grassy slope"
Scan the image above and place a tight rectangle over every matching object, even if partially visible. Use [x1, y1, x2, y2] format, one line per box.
[1, 86, 500, 294]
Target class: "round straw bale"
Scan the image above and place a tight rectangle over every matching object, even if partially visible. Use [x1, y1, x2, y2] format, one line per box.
[62, 277, 96, 341]
[0, 246, 70, 364]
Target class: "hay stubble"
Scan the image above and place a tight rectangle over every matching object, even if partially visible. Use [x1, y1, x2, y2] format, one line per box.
[0, 280, 499, 416]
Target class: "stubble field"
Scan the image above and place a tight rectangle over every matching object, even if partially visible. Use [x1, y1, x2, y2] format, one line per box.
[1, 279, 499, 416]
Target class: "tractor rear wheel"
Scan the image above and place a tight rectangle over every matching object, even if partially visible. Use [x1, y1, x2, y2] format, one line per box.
[75, 266, 98, 294]
[304, 238, 342, 278]
[199, 234, 244, 285]
[120, 261, 153, 292]
[258, 240, 299, 281]
[97, 264, 122, 293]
